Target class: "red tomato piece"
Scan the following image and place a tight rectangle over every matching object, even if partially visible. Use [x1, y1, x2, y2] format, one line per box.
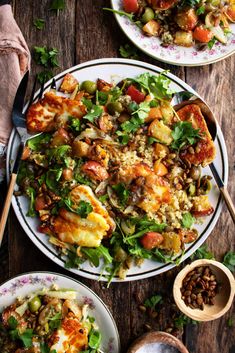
[126, 85, 146, 104]
[123, 0, 139, 13]
[193, 26, 213, 43]
[81, 161, 109, 181]
[150, 0, 177, 10]
[140, 232, 164, 250]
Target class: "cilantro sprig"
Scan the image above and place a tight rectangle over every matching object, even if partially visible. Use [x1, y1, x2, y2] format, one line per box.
[171, 121, 201, 150]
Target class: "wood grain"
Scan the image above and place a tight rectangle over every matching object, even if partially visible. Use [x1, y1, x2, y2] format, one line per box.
[0, 1, 234, 353]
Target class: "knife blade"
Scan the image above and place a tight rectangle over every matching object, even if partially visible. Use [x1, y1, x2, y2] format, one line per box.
[0, 72, 29, 245]
[210, 162, 235, 224]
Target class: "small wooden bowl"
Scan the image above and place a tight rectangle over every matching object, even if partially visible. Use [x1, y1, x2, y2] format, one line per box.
[173, 259, 235, 321]
[127, 331, 189, 353]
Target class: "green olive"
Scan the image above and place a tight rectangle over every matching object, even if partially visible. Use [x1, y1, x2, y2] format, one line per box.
[106, 101, 123, 115]
[187, 183, 196, 196]
[141, 7, 155, 24]
[29, 296, 42, 313]
[114, 246, 128, 262]
[81, 80, 97, 94]
[200, 177, 212, 195]
[189, 166, 201, 181]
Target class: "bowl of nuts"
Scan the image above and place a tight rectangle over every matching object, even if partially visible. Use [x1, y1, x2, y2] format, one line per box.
[173, 259, 235, 321]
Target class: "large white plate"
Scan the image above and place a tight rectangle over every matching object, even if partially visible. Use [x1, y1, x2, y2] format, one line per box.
[0, 272, 120, 353]
[7, 58, 228, 281]
[111, 0, 235, 66]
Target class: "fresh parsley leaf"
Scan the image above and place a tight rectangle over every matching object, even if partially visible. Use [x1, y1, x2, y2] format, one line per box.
[37, 70, 53, 84]
[50, 0, 65, 11]
[131, 72, 174, 100]
[34, 46, 59, 68]
[65, 250, 84, 268]
[40, 342, 51, 353]
[98, 194, 109, 203]
[174, 314, 198, 328]
[223, 251, 235, 272]
[89, 329, 102, 350]
[171, 121, 201, 150]
[103, 7, 134, 21]
[181, 212, 195, 229]
[27, 133, 51, 151]
[76, 200, 93, 218]
[148, 137, 159, 145]
[96, 91, 108, 105]
[26, 187, 36, 217]
[144, 295, 162, 309]
[119, 44, 139, 60]
[10, 329, 34, 348]
[196, 6, 205, 15]
[8, 316, 18, 329]
[49, 312, 62, 330]
[190, 244, 215, 260]
[70, 117, 81, 132]
[83, 105, 103, 123]
[33, 18, 45, 30]
[112, 183, 130, 207]
[45, 168, 63, 190]
[180, 0, 200, 8]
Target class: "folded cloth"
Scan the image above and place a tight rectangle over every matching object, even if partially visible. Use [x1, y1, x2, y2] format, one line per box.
[0, 4, 30, 181]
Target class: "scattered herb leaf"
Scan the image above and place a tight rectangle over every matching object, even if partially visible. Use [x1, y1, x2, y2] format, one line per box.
[223, 251, 235, 272]
[119, 44, 139, 60]
[181, 212, 195, 229]
[33, 18, 45, 30]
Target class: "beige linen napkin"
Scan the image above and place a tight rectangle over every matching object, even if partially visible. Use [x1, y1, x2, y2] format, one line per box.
[0, 4, 30, 181]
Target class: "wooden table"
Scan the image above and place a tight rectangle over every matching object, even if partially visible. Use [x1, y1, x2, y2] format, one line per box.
[0, 1, 234, 352]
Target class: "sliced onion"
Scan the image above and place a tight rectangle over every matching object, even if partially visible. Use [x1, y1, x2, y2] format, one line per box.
[107, 186, 121, 209]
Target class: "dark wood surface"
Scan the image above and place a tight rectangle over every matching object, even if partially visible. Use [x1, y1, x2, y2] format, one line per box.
[0, 1, 234, 352]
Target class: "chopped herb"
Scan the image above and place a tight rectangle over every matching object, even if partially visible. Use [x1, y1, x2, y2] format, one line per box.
[50, 0, 65, 11]
[40, 342, 51, 353]
[81, 245, 113, 267]
[103, 7, 134, 21]
[8, 316, 18, 329]
[88, 329, 102, 350]
[223, 251, 235, 272]
[49, 312, 62, 330]
[174, 314, 198, 328]
[76, 200, 93, 218]
[196, 6, 205, 15]
[26, 187, 36, 217]
[148, 137, 160, 145]
[99, 194, 109, 203]
[112, 183, 130, 207]
[227, 317, 233, 327]
[83, 105, 103, 123]
[208, 37, 217, 50]
[181, 212, 195, 229]
[144, 295, 162, 309]
[70, 117, 81, 132]
[190, 244, 215, 260]
[27, 133, 51, 151]
[180, 0, 200, 8]
[65, 250, 84, 268]
[10, 328, 34, 348]
[33, 18, 45, 30]
[171, 121, 201, 150]
[34, 46, 59, 68]
[119, 44, 139, 60]
[37, 70, 53, 84]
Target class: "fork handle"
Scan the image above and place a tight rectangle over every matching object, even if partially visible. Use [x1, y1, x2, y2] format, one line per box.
[0, 173, 17, 246]
[220, 186, 235, 224]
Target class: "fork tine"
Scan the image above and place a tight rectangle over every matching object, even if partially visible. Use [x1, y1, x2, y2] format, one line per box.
[38, 79, 45, 99]
[50, 78, 56, 90]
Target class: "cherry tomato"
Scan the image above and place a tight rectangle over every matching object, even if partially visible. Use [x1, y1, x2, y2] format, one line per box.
[81, 161, 109, 181]
[123, 0, 139, 13]
[140, 232, 164, 250]
[126, 85, 146, 104]
[150, 0, 177, 10]
[193, 26, 213, 43]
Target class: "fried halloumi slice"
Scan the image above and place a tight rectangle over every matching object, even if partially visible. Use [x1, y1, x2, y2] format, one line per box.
[50, 317, 88, 353]
[27, 91, 86, 133]
[53, 185, 115, 247]
[59, 73, 78, 93]
[177, 104, 216, 167]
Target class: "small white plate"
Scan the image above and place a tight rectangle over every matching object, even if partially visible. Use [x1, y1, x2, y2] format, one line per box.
[7, 58, 228, 281]
[0, 272, 120, 353]
[111, 0, 235, 66]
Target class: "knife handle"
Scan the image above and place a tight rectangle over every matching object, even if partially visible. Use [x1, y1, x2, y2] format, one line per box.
[220, 186, 235, 224]
[0, 173, 17, 246]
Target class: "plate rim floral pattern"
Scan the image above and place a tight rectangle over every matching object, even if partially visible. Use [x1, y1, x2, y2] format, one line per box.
[6, 58, 228, 282]
[111, 0, 235, 66]
[0, 271, 121, 353]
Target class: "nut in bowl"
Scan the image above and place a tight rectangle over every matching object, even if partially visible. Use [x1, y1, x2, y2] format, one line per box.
[173, 259, 235, 321]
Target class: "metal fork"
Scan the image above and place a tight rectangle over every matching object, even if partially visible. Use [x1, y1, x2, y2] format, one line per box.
[0, 74, 56, 245]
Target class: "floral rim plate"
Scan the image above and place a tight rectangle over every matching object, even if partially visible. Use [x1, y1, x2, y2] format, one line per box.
[7, 58, 228, 281]
[0, 272, 120, 353]
[111, 0, 235, 66]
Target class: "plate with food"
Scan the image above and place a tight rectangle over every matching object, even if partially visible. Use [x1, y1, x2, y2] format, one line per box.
[109, 0, 235, 66]
[7, 58, 228, 283]
[0, 272, 120, 352]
